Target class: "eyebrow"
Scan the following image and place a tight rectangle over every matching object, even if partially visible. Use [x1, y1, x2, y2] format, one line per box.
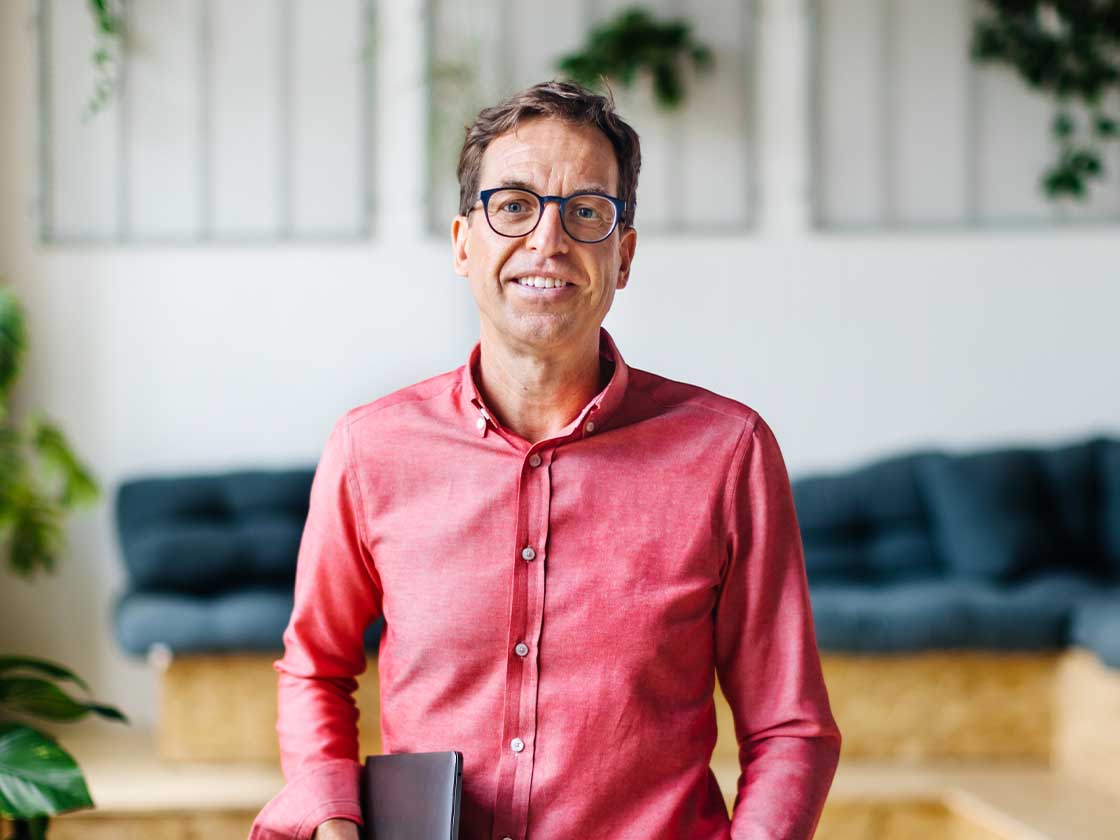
[495, 178, 614, 195]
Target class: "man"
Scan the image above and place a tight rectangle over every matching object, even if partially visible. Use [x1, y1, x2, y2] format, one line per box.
[250, 80, 840, 840]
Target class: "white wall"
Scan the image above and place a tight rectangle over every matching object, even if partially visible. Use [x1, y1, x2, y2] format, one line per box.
[1, 0, 1117, 732]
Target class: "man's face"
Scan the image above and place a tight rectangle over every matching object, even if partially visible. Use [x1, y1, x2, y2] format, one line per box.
[451, 117, 637, 356]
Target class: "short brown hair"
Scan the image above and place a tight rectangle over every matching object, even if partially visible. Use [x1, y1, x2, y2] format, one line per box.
[456, 79, 642, 229]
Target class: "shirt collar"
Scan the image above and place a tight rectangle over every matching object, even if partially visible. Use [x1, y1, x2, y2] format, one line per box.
[459, 326, 630, 440]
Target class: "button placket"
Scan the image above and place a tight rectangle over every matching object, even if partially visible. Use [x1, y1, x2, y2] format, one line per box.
[509, 443, 552, 840]
[494, 438, 547, 834]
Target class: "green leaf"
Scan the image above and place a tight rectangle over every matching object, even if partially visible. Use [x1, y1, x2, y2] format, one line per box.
[0, 678, 91, 722]
[1095, 115, 1118, 137]
[0, 722, 93, 819]
[4, 487, 63, 579]
[1053, 111, 1075, 138]
[691, 44, 714, 71]
[0, 658, 90, 695]
[81, 703, 128, 724]
[0, 288, 27, 400]
[0, 422, 25, 519]
[88, 0, 120, 37]
[0, 676, 126, 725]
[27, 416, 99, 509]
[1069, 149, 1102, 174]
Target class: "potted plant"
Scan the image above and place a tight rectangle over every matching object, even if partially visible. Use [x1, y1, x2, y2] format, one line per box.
[83, 0, 125, 121]
[971, 0, 1120, 201]
[0, 285, 127, 840]
[555, 6, 714, 110]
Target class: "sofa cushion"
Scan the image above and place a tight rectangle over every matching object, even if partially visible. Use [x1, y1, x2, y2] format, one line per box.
[794, 452, 941, 583]
[113, 587, 385, 656]
[1100, 440, 1120, 577]
[917, 448, 1074, 582]
[810, 574, 1107, 653]
[1037, 438, 1113, 577]
[116, 470, 314, 593]
[1070, 594, 1120, 669]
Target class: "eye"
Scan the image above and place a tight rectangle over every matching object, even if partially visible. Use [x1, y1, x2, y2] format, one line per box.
[574, 205, 601, 220]
[499, 201, 525, 214]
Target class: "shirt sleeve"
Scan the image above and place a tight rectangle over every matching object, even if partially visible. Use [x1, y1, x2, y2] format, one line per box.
[714, 414, 842, 840]
[249, 414, 385, 840]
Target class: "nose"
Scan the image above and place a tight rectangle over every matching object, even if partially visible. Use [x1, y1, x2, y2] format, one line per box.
[525, 199, 570, 255]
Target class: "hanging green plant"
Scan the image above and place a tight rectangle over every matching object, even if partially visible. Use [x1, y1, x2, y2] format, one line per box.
[83, 0, 125, 121]
[555, 7, 714, 110]
[971, 1, 1120, 201]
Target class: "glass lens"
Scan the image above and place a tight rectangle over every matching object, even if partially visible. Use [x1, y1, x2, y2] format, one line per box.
[563, 194, 617, 241]
[485, 189, 541, 236]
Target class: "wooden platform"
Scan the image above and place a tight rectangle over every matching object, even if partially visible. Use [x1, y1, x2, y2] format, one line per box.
[4, 727, 1117, 840]
[6, 647, 1113, 838]
[153, 648, 1114, 771]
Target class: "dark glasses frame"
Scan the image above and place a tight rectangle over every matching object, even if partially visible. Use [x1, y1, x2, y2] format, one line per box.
[471, 187, 627, 243]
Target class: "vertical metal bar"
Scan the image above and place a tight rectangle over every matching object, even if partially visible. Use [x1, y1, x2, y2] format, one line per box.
[198, 0, 212, 240]
[806, 0, 821, 229]
[424, 0, 437, 234]
[580, 0, 595, 31]
[742, 0, 759, 229]
[499, 0, 514, 94]
[666, 0, 684, 231]
[277, 0, 293, 238]
[963, 0, 981, 225]
[360, 0, 375, 236]
[37, 0, 53, 242]
[117, 0, 131, 241]
[1115, 89, 1120, 220]
[879, 0, 897, 226]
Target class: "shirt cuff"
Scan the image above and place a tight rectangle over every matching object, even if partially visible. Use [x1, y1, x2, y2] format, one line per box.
[249, 757, 364, 840]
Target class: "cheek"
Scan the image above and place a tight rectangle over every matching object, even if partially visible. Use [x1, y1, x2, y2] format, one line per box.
[468, 233, 517, 282]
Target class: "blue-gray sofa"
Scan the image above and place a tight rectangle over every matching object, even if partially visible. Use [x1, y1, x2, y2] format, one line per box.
[113, 435, 1120, 670]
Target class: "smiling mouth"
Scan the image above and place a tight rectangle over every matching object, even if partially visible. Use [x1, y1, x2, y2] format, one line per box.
[512, 275, 573, 289]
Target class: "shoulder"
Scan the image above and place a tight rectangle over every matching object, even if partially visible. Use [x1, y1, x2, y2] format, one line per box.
[335, 367, 463, 436]
[625, 366, 765, 440]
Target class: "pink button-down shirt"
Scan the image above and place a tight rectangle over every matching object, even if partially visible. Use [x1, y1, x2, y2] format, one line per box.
[249, 327, 840, 840]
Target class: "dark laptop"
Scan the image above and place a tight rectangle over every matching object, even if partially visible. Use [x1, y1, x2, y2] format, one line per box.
[358, 751, 463, 840]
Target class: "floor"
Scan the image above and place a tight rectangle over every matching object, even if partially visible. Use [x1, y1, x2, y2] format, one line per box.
[10, 725, 1116, 840]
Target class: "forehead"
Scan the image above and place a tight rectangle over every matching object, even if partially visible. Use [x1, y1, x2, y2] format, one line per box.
[478, 117, 619, 194]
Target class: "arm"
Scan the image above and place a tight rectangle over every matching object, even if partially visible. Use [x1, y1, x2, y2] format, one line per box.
[311, 819, 360, 840]
[714, 415, 842, 840]
[249, 415, 384, 840]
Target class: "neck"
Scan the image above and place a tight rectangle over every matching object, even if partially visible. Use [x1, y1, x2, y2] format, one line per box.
[475, 326, 606, 444]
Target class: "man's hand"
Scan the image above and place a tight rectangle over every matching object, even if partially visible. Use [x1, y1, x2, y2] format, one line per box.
[311, 818, 360, 840]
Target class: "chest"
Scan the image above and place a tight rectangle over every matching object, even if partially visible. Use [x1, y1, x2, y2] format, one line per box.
[361, 432, 728, 668]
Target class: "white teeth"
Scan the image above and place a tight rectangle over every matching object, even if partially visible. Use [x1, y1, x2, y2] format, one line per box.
[516, 276, 570, 289]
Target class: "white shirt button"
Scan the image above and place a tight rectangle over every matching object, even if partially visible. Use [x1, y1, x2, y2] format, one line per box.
[514, 642, 529, 657]
[475, 417, 486, 431]
[528, 453, 542, 468]
[585, 420, 596, 433]
[510, 737, 525, 753]
[521, 546, 536, 561]
[502, 836, 513, 840]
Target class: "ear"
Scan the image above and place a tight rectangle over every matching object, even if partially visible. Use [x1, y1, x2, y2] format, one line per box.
[614, 225, 637, 290]
[451, 215, 470, 277]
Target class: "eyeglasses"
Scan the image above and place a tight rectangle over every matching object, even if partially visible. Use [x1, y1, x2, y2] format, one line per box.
[470, 187, 626, 244]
